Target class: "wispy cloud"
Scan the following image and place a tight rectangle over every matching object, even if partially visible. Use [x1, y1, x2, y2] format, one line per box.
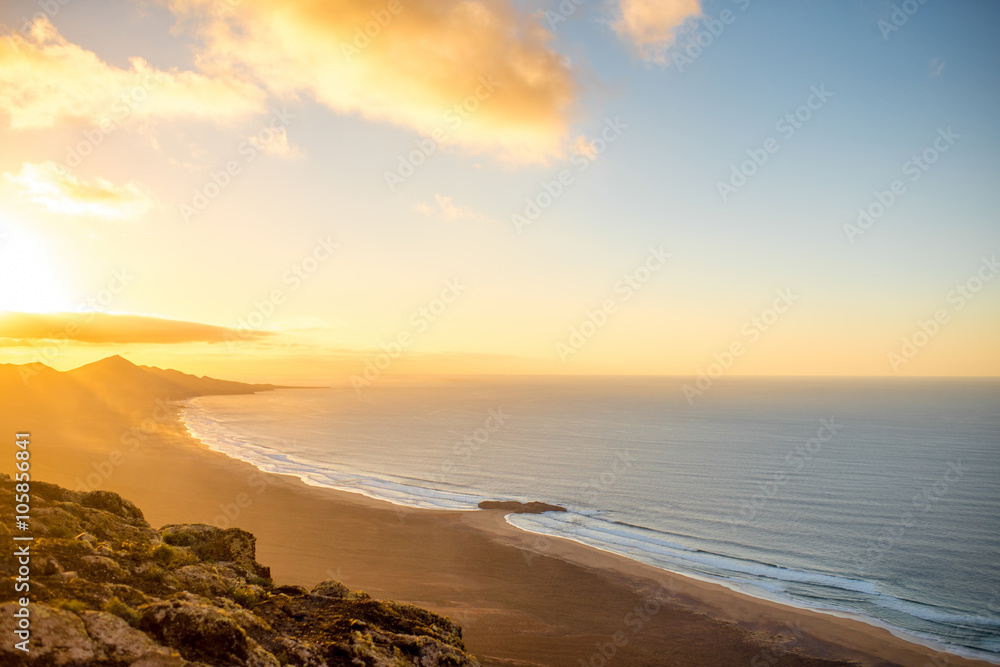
[0, 17, 265, 130]
[929, 57, 946, 77]
[248, 127, 304, 160]
[414, 194, 485, 222]
[0, 312, 272, 344]
[4, 162, 153, 221]
[571, 134, 599, 160]
[612, 0, 701, 63]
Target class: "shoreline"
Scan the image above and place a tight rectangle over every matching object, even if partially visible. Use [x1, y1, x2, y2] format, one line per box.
[493, 514, 1000, 666]
[5, 383, 996, 666]
[179, 395, 999, 666]
[498, 516, 1000, 667]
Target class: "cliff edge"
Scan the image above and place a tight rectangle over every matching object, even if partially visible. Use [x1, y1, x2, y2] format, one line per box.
[0, 474, 479, 666]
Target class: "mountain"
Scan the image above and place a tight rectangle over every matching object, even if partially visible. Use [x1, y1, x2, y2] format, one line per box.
[139, 363, 279, 397]
[2, 355, 282, 413]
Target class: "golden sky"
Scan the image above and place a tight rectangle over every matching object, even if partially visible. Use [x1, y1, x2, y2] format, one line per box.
[0, 0, 997, 383]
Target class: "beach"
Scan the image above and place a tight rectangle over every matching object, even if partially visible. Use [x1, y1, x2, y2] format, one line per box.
[2, 371, 993, 667]
[3, 2, 998, 664]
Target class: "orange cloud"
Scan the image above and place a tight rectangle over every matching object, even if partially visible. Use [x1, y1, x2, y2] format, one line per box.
[613, 0, 701, 62]
[4, 162, 153, 220]
[0, 17, 265, 130]
[167, 0, 579, 163]
[0, 312, 271, 345]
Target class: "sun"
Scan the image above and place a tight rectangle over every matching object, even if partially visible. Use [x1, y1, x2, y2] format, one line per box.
[0, 218, 73, 314]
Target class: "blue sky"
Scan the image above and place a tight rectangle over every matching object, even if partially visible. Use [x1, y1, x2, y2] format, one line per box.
[0, 0, 997, 380]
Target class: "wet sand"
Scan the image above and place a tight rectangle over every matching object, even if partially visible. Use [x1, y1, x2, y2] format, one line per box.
[2, 378, 992, 667]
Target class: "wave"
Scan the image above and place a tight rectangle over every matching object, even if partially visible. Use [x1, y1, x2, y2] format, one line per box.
[507, 511, 880, 595]
[869, 594, 1000, 629]
[181, 402, 483, 511]
[180, 398, 1000, 663]
[506, 510, 1000, 662]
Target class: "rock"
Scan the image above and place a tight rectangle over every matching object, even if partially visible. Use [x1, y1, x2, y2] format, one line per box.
[81, 490, 147, 524]
[170, 564, 230, 597]
[159, 524, 270, 580]
[35, 555, 64, 576]
[0, 602, 95, 666]
[129, 654, 192, 667]
[0, 475, 480, 667]
[81, 610, 173, 663]
[81, 555, 125, 582]
[138, 594, 279, 667]
[254, 593, 476, 666]
[310, 580, 350, 599]
[477, 500, 567, 513]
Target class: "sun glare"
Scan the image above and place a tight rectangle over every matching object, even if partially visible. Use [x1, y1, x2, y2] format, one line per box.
[0, 219, 73, 314]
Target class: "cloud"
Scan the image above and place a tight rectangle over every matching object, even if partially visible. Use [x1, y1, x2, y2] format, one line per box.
[0, 17, 266, 130]
[414, 194, 485, 222]
[4, 162, 154, 220]
[571, 134, 598, 160]
[166, 0, 579, 163]
[248, 126, 304, 159]
[0, 312, 272, 345]
[929, 58, 946, 77]
[613, 0, 701, 62]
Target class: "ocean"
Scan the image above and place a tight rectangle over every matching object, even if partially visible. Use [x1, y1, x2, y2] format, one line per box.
[179, 377, 1000, 661]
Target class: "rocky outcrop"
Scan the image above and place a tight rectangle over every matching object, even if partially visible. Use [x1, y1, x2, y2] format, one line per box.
[0, 474, 479, 666]
[477, 500, 566, 513]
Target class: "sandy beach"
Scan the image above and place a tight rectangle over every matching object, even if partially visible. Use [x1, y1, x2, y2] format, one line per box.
[2, 372, 994, 667]
[2, 1, 998, 663]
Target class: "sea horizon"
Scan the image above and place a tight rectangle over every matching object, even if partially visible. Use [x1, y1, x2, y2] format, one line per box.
[179, 376, 1000, 663]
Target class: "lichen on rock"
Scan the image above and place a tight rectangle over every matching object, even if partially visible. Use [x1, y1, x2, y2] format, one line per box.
[0, 473, 480, 666]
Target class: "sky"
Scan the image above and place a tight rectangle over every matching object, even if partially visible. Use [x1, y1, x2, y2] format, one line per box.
[0, 0, 998, 384]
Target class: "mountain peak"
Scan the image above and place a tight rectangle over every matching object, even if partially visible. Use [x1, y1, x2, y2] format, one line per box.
[78, 354, 140, 371]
